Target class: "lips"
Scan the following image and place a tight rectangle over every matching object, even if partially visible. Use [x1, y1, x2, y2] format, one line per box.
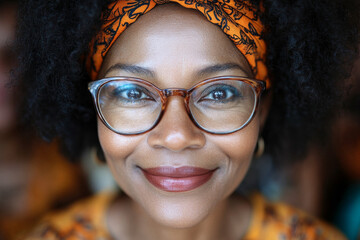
[141, 166, 216, 192]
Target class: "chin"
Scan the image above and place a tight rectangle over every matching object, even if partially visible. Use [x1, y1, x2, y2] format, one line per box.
[128, 177, 229, 229]
[143, 197, 216, 229]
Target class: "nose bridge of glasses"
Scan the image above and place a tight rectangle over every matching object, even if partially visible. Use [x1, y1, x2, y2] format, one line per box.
[163, 88, 189, 98]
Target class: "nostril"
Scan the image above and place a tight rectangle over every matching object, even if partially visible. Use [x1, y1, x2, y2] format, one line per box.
[147, 119, 206, 152]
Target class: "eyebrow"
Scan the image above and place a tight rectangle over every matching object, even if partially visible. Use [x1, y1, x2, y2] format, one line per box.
[196, 63, 251, 77]
[104, 63, 156, 78]
[104, 62, 250, 79]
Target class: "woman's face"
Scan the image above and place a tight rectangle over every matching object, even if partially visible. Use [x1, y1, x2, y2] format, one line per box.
[98, 4, 269, 228]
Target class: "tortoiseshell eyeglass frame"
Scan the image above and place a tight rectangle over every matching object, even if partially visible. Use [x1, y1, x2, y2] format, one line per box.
[88, 76, 266, 135]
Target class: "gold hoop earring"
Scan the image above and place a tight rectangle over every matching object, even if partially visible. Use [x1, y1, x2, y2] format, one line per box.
[254, 137, 265, 158]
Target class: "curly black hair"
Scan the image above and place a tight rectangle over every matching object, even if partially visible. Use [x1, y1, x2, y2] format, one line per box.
[261, 0, 360, 162]
[15, 0, 359, 162]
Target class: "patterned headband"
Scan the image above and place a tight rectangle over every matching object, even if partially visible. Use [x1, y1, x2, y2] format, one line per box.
[87, 0, 269, 87]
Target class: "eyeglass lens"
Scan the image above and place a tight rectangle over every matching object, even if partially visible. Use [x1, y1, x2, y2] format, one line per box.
[97, 79, 256, 134]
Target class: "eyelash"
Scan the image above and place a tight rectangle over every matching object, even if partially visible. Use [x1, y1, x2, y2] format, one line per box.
[198, 85, 241, 103]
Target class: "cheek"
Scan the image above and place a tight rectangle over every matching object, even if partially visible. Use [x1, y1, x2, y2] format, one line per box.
[212, 116, 259, 159]
[208, 116, 260, 193]
[98, 121, 136, 160]
[97, 119, 143, 187]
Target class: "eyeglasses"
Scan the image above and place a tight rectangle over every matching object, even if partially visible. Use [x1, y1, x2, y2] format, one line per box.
[88, 76, 266, 135]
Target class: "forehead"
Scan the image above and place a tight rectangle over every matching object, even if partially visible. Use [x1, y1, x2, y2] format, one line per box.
[99, 3, 252, 84]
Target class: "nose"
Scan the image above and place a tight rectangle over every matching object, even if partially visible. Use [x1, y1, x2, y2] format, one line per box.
[147, 96, 206, 152]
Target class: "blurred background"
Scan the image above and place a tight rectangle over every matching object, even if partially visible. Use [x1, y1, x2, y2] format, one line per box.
[0, 1, 116, 238]
[0, 0, 359, 239]
[240, 53, 360, 240]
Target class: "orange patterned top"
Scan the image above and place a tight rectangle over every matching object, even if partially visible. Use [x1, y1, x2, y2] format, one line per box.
[25, 192, 346, 240]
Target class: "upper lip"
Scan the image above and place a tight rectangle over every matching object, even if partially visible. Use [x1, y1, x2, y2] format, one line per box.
[141, 166, 216, 178]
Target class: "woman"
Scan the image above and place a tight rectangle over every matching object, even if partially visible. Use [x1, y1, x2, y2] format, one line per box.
[18, 0, 358, 239]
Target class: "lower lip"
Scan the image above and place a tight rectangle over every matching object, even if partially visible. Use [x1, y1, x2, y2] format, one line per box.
[141, 167, 216, 192]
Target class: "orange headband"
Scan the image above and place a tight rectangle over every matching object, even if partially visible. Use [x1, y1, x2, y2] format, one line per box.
[87, 0, 269, 87]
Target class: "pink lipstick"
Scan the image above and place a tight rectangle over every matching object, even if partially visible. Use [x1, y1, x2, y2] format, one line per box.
[141, 166, 216, 192]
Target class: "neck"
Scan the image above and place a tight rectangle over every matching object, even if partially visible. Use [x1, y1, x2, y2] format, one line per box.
[107, 194, 251, 240]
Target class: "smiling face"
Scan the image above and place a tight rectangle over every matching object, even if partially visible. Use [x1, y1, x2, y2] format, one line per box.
[97, 4, 268, 228]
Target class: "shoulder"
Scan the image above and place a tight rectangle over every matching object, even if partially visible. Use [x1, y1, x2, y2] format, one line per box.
[244, 193, 347, 240]
[24, 191, 117, 240]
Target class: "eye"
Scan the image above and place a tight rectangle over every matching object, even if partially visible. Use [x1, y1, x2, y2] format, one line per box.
[111, 84, 155, 102]
[199, 84, 241, 103]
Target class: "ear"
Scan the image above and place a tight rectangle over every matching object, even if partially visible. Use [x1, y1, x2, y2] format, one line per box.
[258, 90, 273, 131]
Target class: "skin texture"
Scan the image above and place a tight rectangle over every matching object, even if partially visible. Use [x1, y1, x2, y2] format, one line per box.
[98, 4, 270, 240]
